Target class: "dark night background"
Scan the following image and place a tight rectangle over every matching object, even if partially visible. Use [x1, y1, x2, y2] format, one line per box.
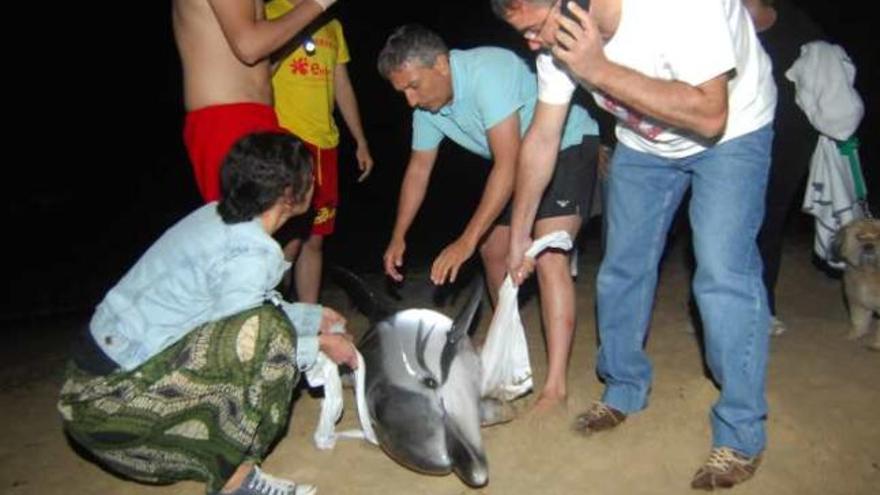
[3, 0, 877, 327]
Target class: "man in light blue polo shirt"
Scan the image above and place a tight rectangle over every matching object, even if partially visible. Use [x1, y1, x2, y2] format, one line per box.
[377, 24, 600, 414]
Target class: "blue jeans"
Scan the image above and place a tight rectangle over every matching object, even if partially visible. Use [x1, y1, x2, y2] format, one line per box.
[596, 125, 773, 457]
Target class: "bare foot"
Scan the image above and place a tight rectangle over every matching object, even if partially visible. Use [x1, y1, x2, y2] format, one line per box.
[533, 393, 567, 413]
[524, 392, 568, 425]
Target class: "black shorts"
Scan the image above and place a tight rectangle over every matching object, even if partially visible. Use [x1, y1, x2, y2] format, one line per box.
[498, 135, 599, 225]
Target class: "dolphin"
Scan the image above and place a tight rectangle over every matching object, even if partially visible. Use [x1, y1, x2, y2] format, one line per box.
[331, 268, 512, 487]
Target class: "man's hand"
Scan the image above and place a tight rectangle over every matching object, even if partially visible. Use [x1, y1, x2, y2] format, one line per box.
[430, 237, 476, 285]
[319, 306, 347, 334]
[310, 0, 338, 11]
[552, 2, 608, 85]
[508, 236, 535, 286]
[356, 142, 375, 182]
[383, 237, 406, 282]
[318, 305, 357, 368]
[319, 333, 358, 369]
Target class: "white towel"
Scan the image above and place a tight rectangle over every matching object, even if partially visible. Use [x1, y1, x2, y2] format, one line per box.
[786, 41, 863, 141]
[788, 41, 866, 265]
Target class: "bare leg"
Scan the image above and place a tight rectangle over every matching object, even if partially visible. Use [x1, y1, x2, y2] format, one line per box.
[479, 225, 510, 307]
[282, 238, 302, 262]
[294, 234, 324, 304]
[530, 215, 582, 415]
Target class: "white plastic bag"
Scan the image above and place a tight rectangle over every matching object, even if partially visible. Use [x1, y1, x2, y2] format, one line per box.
[479, 276, 532, 401]
[480, 231, 573, 401]
[304, 352, 344, 449]
[304, 350, 378, 449]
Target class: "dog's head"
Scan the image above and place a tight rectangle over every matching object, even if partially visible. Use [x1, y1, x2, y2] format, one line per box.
[832, 218, 880, 270]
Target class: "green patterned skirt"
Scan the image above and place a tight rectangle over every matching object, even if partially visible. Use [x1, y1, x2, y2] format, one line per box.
[58, 304, 300, 493]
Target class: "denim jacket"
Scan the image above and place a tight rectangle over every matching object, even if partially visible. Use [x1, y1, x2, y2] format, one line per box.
[89, 203, 322, 372]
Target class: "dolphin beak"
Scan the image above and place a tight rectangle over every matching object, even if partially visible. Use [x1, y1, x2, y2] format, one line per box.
[444, 413, 489, 487]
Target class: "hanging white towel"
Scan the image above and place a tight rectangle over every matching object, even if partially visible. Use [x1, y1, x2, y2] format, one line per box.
[787, 41, 866, 266]
[785, 41, 863, 141]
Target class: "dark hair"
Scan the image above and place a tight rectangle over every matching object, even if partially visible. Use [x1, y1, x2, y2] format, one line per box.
[217, 132, 313, 224]
[489, 0, 552, 19]
[377, 24, 449, 79]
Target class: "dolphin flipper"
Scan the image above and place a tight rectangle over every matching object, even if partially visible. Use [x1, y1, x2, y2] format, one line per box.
[479, 398, 517, 427]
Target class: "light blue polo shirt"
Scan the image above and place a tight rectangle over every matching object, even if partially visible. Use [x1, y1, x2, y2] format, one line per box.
[412, 47, 598, 158]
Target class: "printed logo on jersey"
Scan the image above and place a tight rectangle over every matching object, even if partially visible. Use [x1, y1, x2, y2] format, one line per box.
[284, 35, 337, 78]
[594, 93, 666, 140]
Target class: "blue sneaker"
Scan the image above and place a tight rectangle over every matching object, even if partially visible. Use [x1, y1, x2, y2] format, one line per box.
[218, 466, 317, 495]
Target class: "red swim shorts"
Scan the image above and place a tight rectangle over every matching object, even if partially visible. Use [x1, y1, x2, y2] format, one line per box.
[183, 102, 283, 202]
[302, 142, 338, 236]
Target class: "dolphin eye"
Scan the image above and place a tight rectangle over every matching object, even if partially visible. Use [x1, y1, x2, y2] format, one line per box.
[421, 376, 438, 389]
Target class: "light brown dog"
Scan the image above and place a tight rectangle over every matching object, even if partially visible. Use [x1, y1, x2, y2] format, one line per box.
[832, 218, 880, 351]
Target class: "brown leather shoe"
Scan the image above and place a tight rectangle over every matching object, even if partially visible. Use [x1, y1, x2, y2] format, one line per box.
[572, 401, 626, 434]
[691, 447, 762, 490]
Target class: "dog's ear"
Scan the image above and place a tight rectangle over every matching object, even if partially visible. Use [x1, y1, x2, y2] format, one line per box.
[830, 225, 847, 263]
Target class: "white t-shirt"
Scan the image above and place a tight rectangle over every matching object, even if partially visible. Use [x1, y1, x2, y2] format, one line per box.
[538, 0, 776, 158]
[537, 52, 577, 105]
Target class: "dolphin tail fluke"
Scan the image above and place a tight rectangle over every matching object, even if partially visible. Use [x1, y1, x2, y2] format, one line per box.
[327, 265, 397, 324]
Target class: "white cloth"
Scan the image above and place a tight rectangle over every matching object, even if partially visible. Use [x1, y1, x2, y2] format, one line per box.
[801, 137, 866, 268]
[480, 231, 573, 401]
[303, 352, 343, 449]
[304, 350, 378, 449]
[592, 0, 776, 158]
[536, 52, 577, 105]
[785, 41, 864, 141]
[790, 41, 866, 267]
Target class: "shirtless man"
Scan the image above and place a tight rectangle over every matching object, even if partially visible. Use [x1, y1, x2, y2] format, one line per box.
[172, 0, 337, 202]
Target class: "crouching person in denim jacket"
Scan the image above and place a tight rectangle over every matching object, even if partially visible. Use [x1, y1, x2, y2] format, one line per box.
[58, 132, 357, 495]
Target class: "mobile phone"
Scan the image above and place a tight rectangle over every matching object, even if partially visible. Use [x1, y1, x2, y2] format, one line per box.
[561, 0, 590, 20]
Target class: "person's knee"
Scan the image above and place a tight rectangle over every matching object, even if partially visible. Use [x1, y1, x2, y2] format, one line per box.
[302, 235, 324, 254]
[596, 260, 629, 295]
[536, 251, 570, 281]
[480, 240, 507, 267]
[246, 304, 297, 349]
[694, 237, 760, 280]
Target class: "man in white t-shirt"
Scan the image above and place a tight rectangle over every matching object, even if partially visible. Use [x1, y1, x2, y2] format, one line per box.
[493, 0, 776, 489]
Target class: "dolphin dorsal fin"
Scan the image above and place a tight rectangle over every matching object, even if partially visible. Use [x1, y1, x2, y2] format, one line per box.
[448, 277, 484, 344]
[440, 277, 484, 383]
